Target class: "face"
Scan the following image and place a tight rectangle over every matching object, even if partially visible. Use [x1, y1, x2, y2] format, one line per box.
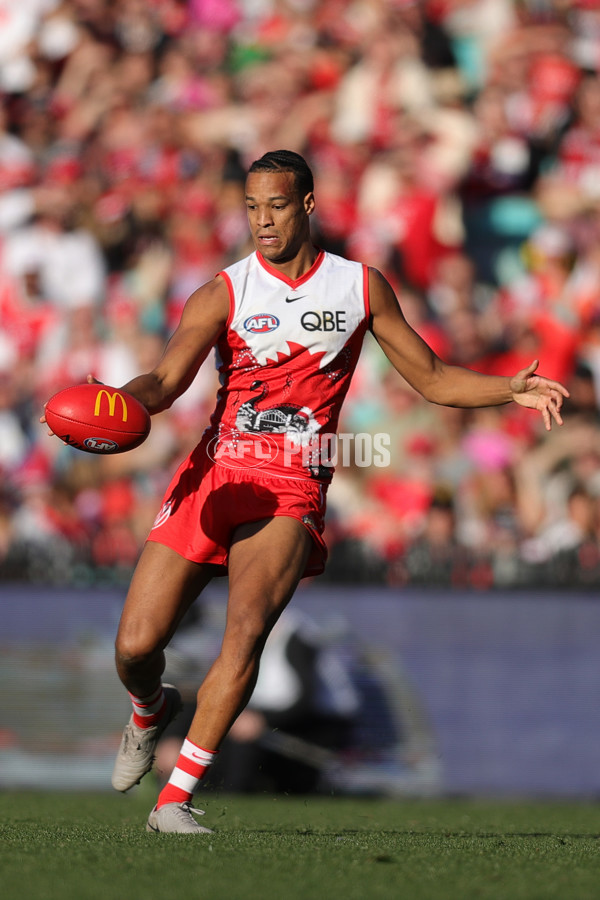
[245, 171, 314, 264]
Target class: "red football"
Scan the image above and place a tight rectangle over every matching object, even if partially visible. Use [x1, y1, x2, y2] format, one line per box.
[45, 384, 151, 454]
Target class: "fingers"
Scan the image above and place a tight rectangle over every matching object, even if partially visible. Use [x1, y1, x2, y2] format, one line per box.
[542, 378, 571, 403]
[548, 405, 563, 429]
[543, 408, 551, 431]
[544, 393, 565, 430]
[522, 358, 539, 379]
[548, 386, 568, 426]
[537, 379, 569, 432]
[550, 389, 565, 413]
[39, 413, 53, 434]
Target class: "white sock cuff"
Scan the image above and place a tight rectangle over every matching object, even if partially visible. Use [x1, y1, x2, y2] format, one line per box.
[180, 739, 217, 766]
[128, 684, 163, 704]
[128, 685, 164, 716]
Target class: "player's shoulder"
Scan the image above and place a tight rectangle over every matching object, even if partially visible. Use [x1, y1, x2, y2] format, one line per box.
[219, 250, 258, 279]
[188, 272, 230, 301]
[367, 266, 403, 319]
[321, 249, 364, 274]
[182, 273, 230, 323]
[365, 264, 388, 283]
[363, 265, 396, 293]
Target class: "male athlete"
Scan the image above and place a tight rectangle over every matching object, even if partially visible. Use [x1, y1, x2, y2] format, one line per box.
[51, 151, 568, 833]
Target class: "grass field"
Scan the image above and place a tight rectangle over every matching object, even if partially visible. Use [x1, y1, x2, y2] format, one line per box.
[2, 787, 600, 900]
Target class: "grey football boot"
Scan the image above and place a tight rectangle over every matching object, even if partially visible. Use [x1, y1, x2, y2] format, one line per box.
[111, 684, 182, 792]
[146, 802, 213, 834]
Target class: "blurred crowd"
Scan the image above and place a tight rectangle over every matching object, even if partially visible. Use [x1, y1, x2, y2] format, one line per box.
[3, 0, 600, 588]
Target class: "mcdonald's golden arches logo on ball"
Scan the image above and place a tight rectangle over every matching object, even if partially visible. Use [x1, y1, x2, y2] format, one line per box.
[94, 389, 129, 422]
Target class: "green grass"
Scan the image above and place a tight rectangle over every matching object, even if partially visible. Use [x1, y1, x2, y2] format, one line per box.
[2, 788, 600, 900]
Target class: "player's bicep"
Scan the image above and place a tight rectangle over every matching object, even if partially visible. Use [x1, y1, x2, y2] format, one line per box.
[153, 278, 229, 395]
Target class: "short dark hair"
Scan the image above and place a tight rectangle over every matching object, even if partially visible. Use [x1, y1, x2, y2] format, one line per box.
[248, 150, 314, 197]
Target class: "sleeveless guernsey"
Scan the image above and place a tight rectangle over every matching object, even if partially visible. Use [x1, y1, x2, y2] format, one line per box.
[207, 249, 370, 481]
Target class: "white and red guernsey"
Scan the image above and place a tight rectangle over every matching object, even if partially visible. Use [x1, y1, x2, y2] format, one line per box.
[204, 249, 370, 481]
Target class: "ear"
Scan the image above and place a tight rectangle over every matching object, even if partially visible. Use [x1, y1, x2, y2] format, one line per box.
[304, 191, 315, 216]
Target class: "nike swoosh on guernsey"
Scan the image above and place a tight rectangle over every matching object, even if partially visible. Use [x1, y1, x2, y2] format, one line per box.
[285, 294, 308, 303]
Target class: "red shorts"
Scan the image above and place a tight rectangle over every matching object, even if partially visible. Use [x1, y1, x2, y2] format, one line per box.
[147, 444, 328, 577]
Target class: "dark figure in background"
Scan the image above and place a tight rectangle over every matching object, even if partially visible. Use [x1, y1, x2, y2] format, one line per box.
[157, 610, 360, 795]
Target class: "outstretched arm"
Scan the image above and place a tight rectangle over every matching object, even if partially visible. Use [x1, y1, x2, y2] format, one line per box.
[368, 268, 569, 430]
[41, 276, 229, 435]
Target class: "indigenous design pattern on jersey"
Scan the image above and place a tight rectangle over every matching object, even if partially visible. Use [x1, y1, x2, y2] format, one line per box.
[207, 250, 369, 480]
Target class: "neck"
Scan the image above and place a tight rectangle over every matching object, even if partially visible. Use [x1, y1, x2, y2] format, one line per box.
[258, 243, 319, 282]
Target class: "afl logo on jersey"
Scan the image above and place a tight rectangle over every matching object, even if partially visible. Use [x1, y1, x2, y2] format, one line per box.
[244, 313, 280, 333]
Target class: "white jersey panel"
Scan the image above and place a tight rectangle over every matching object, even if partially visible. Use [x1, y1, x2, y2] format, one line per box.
[225, 250, 367, 368]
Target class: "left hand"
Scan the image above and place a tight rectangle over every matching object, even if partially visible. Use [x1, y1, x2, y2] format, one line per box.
[39, 373, 103, 433]
[509, 359, 570, 431]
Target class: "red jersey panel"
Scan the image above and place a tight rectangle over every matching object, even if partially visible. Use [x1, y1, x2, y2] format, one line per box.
[204, 249, 370, 481]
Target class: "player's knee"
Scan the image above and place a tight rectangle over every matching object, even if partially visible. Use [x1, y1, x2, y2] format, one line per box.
[115, 631, 160, 669]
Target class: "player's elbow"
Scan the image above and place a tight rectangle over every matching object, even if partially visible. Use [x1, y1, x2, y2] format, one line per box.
[409, 361, 452, 405]
[147, 369, 186, 412]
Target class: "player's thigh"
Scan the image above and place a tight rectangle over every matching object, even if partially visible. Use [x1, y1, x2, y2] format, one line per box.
[116, 541, 219, 655]
[226, 516, 312, 639]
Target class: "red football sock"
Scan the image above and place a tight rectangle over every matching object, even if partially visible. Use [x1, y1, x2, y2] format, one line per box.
[128, 685, 166, 728]
[156, 739, 217, 808]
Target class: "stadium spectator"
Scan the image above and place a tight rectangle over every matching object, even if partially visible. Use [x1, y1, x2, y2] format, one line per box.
[0, 0, 599, 592]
